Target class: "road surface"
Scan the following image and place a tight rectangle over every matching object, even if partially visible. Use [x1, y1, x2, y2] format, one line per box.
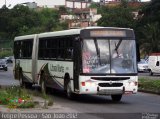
[0, 64, 160, 119]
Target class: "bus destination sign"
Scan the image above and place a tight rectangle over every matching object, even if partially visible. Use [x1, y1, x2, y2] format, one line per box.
[90, 30, 127, 37]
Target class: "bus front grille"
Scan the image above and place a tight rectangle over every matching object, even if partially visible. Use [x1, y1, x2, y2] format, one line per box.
[91, 77, 129, 81]
[98, 83, 123, 87]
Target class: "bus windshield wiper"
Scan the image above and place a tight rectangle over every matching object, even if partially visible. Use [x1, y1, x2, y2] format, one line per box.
[114, 39, 122, 54]
[94, 39, 101, 65]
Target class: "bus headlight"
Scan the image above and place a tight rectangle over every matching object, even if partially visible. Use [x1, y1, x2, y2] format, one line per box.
[128, 81, 138, 86]
[130, 82, 135, 86]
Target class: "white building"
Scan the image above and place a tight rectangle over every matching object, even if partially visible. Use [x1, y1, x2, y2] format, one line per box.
[35, 0, 66, 8]
[66, 0, 91, 9]
[35, 0, 91, 9]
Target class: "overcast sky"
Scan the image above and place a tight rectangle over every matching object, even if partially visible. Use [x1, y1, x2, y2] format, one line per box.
[0, 0, 151, 8]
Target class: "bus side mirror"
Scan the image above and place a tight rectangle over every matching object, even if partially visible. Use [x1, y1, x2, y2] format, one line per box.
[156, 61, 159, 66]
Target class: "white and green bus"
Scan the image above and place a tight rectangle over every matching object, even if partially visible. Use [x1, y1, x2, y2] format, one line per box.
[14, 27, 138, 101]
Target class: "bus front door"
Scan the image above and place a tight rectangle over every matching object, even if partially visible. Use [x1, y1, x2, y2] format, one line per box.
[73, 39, 81, 91]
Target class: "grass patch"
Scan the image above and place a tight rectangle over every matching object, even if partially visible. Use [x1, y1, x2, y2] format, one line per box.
[139, 78, 160, 94]
[0, 50, 13, 58]
[0, 86, 34, 108]
[0, 86, 54, 109]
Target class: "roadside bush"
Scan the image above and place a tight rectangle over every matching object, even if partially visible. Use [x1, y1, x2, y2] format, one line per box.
[0, 86, 35, 108]
[139, 78, 160, 94]
[0, 50, 13, 58]
[0, 86, 54, 109]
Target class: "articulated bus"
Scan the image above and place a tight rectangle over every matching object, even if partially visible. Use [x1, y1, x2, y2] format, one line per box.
[14, 27, 138, 101]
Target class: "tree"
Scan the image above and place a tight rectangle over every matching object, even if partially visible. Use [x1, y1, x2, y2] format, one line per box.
[136, 0, 160, 55]
[98, 5, 136, 28]
[138, 0, 160, 26]
[89, 3, 99, 8]
[0, 7, 10, 39]
[5, 5, 40, 37]
[139, 22, 160, 55]
[37, 8, 60, 32]
[59, 6, 68, 14]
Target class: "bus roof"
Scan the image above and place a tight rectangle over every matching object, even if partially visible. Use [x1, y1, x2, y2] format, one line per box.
[14, 34, 36, 41]
[38, 28, 81, 38]
[14, 27, 133, 41]
[39, 27, 133, 38]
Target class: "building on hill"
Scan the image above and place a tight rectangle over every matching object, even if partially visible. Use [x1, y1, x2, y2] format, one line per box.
[61, 8, 101, 28]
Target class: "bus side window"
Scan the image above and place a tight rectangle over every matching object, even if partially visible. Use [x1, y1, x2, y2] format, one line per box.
[66, 48, 73, 59]
[38, 39, 43, 59]
[18, 40, 33, 59]
[65, 37, 73, 60]
[57, 38, 64, 59]
[14, 41, 20, 59]
[20, 41, 23, 58]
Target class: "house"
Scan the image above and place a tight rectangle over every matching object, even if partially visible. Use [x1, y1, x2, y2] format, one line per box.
[61, 8, 101, 28]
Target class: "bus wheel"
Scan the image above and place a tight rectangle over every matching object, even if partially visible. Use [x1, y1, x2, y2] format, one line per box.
[40, 76, 46, 94]
[111, 94, 122, 102]
[18, 68, 25, 87]
[66, 81, 74, 99]
[19, 71, 25, 88]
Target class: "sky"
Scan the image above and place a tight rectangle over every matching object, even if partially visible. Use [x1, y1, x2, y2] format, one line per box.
[0, 0, 151, 8]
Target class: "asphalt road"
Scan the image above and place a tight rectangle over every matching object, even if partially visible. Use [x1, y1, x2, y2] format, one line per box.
[0, 64, 160, 119]
[0, 63, 19, 86]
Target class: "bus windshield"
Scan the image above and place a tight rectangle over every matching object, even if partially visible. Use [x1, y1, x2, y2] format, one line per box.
[82, 39, 137, 74]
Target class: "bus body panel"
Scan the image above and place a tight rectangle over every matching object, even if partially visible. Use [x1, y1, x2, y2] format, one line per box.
[32, 34, 39, 83]
[36, 60, 74, 89]
[13, 27, 138, 101]
[78, 75, 138, 95]
[14, 34, 36, 82]
[18, 59, 33, 82]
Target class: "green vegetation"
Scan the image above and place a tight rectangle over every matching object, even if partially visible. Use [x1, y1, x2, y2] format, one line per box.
[136, 0, 160, 55]
[0, 50, 13, 58]
[0, 86, 34, 108]
[0, 0, 160, 57]
[0, 5, 68, 50]
[97, 2, 136, 28]
[0, 86, 54, 109]
[139, 78, 160, 94]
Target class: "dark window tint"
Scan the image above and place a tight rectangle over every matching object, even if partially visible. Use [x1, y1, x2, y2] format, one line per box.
[14, 39, 33, 59]
[38, 36, 76, 60]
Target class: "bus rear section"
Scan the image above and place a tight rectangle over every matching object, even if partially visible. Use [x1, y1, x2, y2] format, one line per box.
[74, 28, 138, 101]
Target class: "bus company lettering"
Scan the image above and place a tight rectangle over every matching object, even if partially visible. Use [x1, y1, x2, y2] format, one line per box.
[50, 64, 64, 73]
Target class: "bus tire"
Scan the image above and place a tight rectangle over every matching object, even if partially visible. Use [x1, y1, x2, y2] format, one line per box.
[66, 81, 74, 99]
[111, 94, 122, 102]
[64, 73, 70, 91]
[40, 74, 47, 94]
[19, 70, 25, 88]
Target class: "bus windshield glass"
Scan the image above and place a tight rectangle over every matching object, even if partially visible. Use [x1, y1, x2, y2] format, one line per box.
[82, 39, 137, 74]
